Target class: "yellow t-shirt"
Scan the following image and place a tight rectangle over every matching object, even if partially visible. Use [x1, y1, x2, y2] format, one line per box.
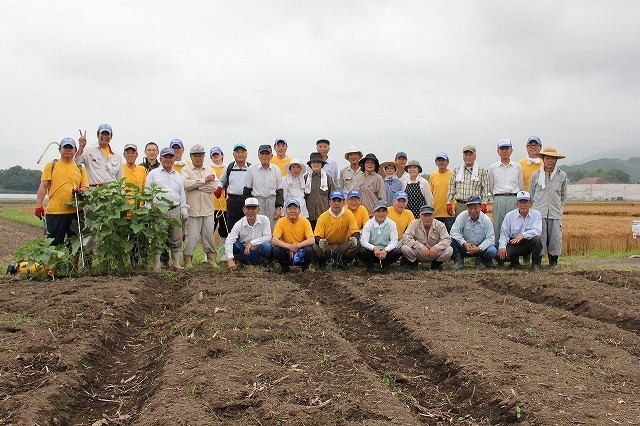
[100, 146, 112, 159]
[348, 205, 370, 230]
[314, 209, 359, 244]
[273, 217, 314, 243]
[271, 156, 292, 177]
[173, 160, 191, 174]
[210, 164, 227, 211]
[519, 159, 542, 191]
[429, 169, 452, 218]
[387, 208, 414, 237]
[41, 160, 88, 214]
[123, 164, 147, 190]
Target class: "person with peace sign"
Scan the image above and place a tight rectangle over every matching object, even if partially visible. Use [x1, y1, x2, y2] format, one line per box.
[75, 124, 123, 186]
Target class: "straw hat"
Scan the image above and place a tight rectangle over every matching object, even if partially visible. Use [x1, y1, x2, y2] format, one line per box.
[379, 160, 400, 177]
[539, 146, 565, 159]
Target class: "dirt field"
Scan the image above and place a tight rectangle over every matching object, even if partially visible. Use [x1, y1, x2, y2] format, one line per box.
[1, 219, 640, 424]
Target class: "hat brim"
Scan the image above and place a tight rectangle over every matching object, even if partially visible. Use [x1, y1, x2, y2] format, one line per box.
[404, 164, 422, 173]
[285, 162, 307, 174]
[307, 159, 327, 167]
[540, 152, 565, 159]
[344, 151, 363, 161]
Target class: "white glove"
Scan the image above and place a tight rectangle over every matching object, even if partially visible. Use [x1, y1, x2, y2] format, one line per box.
[318, 239, 329, 252]
[348, 236, 358, 248]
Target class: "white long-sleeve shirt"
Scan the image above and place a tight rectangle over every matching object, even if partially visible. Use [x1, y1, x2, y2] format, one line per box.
[225, 215, 272, 259]
[146, 167, 188, 216]
[360, 217, 398, 252]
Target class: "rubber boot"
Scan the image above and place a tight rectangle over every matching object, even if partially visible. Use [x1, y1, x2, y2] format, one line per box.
[452, 252, 463, 270]
[532, 256, 542, 272]
[183, 255, 193, 269]
[548, 255, 559, 269]
[522, 254, 531, 265]
[218, 238, 227, 261]
[509, 256, 522, 269]
[153, 253, 162, 272]
[430, 260, 443, 271]
[171, 251, 184, 270]
[206, 252, 219, 268]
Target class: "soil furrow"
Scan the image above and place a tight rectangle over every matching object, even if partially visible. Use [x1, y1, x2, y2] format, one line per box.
[294, 271, 522, 425]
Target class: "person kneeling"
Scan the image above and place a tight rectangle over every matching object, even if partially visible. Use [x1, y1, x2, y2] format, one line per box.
[400, 205, 453, 270]
[272, 199, 315, 273]
[359, 201, 402, 274]
[313, 191, 360, 269]
[225, 198, 272, 270]
[497, 191, 543, 271]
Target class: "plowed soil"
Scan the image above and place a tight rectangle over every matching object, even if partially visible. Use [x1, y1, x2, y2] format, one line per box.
[1, 219, 640, 424]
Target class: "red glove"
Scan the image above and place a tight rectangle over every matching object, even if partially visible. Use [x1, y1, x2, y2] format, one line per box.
[214, 186, 223, 198]
[72, 187, 83, 196]
[34, 206, 45, 219]
[446, 203, 453, 215]
[481, 203, 487, 213]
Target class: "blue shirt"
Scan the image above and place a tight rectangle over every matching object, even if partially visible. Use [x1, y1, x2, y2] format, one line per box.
[450, 211, 494, 251]
[498, 208, 542, 249]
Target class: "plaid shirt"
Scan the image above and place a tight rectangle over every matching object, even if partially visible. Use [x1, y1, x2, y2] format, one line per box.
[447, 166, 489, 204]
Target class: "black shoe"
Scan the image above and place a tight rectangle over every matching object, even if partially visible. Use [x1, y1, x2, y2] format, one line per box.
[522, 254, 531, 265]
[301, 264, 309, 272]
[281, 264, 291, 274]
[548, 255, 559, 269]
[430, 260, 443, 271]
[509, 261, 522, 270]
[379, 266, 390, 274]
[407, 260, 419, 270]
[365, 264, 374, 273]
[399, 257, 408, 266]
[496, 259, 505, 268]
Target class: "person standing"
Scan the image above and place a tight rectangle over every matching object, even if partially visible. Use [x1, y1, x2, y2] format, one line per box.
[35, 137, 88, 246]
[272, 199, 315, 273]
[447, 145, 489, 216]
[449, 196, 497, 269]
[400, 205, 453, 270]
[529, 146, 568, 269]
[182, 144, 219, 268]
[394, 151, 409, 184]
[380, 160, 403, 207]
[403, 160, 434, 219]
[76, 124, 123, 187]
[140, 142, 161, 172]
[123, 144, 147, 192]
[497, 191, 543, 271]
[429, 152, 454, 232]
[225, 198, 273, 269]
[316, 139, 339, 187]
[488, 139, 524, 256]
[354, 153, 385, 215]
[282, 159, 309, 218]
[170, 139, 189, 173]
[270, 138, 291, 176]
[146, 148, 189, 270]
[340, 147, 364, 192]
[359, 200, 402, 274]
[244, 144, 284, 231]
[519, 136, 543, 191]
[209, 147, 228, 259]
[305, 152, 335, 229]
[217, 143, 251, 232]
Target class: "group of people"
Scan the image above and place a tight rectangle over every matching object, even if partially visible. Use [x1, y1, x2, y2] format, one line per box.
[35, 124, 568, 273]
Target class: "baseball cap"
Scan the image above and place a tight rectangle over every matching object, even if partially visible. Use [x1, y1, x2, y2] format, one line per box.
[210, 147, 223, 156]
[244, 197, 260, 207]
[420, 205, 435, 215]
[395, 151, 408, 159]
[497, 139, 512, 148]
[462, 145, 476, 153]
[170, 139, 184, 149]
[190, 144, 206, 154]
[160, 147, 175, 157]
[316, 139, 330, 145]
[329, 190, 345, 200]
[233, 143, 247, 151]
[60, 137, 76, 148]
[435, 152, 449, 161]
[97, 124, 112, 135]
[347, 190, 362, 199]
[393, 191, 408, 201]
[258, 144, 272, 154]
[274, 138, 287, 146]
[465, 195, 482, 205]
[123, 143, 137, 151]
[372, 200, 388, 211]
[516, 191, 531, 202]
[286, 198, 301, 208]
[527, 136, 542, 145]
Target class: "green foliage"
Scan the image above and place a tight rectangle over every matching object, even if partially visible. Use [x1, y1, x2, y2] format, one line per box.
[0, 166, 41, 192]
[79, 180, 179, 273]
[13, 238, 78, 279]
[564, 167, 630, 183]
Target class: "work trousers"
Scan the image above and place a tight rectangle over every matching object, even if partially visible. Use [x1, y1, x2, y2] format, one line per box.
[401, 244, 453, 263]
[183, 215, 216, 256]
[541, 218, 562, 256]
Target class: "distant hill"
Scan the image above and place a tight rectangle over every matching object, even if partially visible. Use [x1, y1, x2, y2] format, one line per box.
[560, 157, 640, 183]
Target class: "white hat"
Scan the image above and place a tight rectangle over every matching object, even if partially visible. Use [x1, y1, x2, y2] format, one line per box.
[244, 198, 260, 207]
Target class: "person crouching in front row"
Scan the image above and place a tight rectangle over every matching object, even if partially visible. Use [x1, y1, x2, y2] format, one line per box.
[225, 197, 273, 270]
[359, 201, 402, 274]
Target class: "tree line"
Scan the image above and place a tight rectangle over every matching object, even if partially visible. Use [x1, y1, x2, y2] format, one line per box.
[0, 166, 41, 193]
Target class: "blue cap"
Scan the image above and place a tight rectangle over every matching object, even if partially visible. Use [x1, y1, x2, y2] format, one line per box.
[395, 151, 408, 159]
[465, 195, 482, 205]
[258, 144, 272, 153]
[170, 139, 184, 149]
[97, 124, 112, 134]
[274, 138, 287, 146]
[329, 190, 345, 200]
[497, 139, 512, 148]
[393, 191, 408, 201]
[527, 136, 542, 145]
[286, 198, 301, 208]
[233, 143, 247, 151]
[60, 137, 76, 148]
[347, 190, 362, 199]
[209, 147, 222, 156]
[160, 147, 175, 157]
[435, 152, 449, 161]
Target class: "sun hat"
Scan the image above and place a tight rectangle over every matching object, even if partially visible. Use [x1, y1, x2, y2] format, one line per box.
[307, 152, 326, 166]
[358, 153, 380, 172]
[404, 159, 422, 173]
[344, 146, 363, 161]
[379, 161, 400, 177]
[285, 159, 306, 174]
[539, 146, 565, 159]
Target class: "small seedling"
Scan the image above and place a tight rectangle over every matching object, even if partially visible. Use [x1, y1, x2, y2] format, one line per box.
[515, 405, 522, 419]
[524, 327, 536, 336]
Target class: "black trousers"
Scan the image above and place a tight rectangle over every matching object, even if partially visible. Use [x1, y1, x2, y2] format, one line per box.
[273, 246, 314, 269]
[46, 212, 81, 246]
[506, 235, 543, 258]
[225, 196, 246, 232]
[214, 209, 229, 238]
[358, 246, 402, 266]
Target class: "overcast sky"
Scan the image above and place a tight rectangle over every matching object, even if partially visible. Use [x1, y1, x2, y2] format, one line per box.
[2, 1, 639, 172]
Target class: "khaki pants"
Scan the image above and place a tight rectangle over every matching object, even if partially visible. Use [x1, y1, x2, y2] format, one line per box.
[183, 215, 216, 256]
[313, 241, 359, 264]
[401, 245, 453, 262]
